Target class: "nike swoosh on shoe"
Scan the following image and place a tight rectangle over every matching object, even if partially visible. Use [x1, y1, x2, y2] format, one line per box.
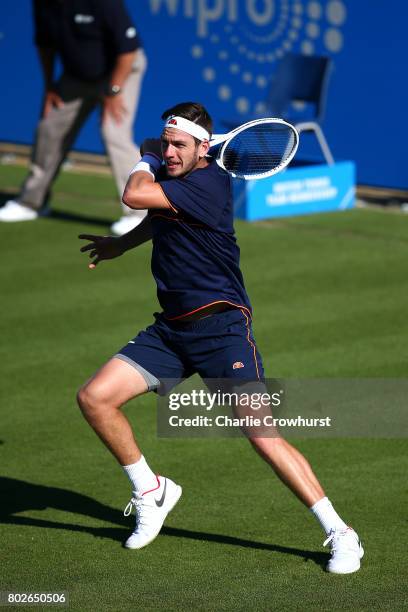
[155, 478, 167, 507]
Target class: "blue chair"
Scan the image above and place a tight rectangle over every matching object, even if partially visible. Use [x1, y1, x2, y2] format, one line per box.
[224, 53, 334, 165]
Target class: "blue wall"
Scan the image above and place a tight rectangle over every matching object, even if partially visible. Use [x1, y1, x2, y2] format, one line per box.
[0, 1, 406, 189]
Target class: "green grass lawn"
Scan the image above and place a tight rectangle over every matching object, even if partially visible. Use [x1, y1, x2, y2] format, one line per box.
[0, 165, 407, 611]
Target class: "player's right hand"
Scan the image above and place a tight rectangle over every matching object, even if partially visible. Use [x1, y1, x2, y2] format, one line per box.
[78, 234, 124, 269]
[140, 138, 163, 158]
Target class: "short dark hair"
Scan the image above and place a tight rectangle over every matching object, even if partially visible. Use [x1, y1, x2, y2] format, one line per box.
[161, 102, 213, 141]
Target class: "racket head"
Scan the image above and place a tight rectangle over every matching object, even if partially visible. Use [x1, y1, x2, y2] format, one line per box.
[216, 118, 299, 180]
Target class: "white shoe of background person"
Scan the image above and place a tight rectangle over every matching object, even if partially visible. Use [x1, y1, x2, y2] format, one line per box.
[123, 475, 182, 550]
[0, 200, 38, 222]
[110, 215, 144, 236]
[324, 527, 364, 574]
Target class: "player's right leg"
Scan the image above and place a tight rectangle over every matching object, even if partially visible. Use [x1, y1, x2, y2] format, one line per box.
[77, 356, 148, 465]
[77, 318, 185, 549]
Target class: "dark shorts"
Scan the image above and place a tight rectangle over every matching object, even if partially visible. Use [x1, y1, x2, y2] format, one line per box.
[116, 308, 264, 394]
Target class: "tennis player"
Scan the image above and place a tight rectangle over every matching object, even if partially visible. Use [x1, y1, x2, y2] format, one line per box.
[78, 102, 363, 573]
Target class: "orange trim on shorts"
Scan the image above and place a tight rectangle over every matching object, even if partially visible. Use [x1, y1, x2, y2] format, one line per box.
[239, 308, 261, 380]
[166, 300, 252, 321]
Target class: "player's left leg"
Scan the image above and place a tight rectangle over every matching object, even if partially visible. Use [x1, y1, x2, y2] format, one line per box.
[249, 436, 324, 506]
[248, 436, 364, 573]
[187, 308, 363, 573]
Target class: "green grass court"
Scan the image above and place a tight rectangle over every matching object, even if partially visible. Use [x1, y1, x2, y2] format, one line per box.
[0, 165, 407, 611]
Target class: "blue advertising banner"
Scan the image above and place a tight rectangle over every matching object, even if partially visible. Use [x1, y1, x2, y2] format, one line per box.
[0, 1, 406, 189]
[234, 161, 355, 221]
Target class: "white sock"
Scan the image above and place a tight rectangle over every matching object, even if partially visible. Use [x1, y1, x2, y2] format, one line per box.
[122, 456, 157, 494]
[310, 497, 348, 535]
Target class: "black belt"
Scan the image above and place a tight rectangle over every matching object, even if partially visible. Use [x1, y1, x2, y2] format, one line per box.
[167, 303, 236, 324]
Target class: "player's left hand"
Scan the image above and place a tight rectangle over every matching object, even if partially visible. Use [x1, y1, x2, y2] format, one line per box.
[78, 234, 125, 269]
[140, 138, 163, 158]
[102, 94, 127, 124]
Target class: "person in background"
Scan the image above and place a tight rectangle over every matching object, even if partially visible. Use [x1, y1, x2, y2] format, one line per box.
[0, 0, 147, 235]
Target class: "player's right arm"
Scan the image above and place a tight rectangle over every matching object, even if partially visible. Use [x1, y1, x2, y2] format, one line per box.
[122, 169, 171, 210]
[122, 139, 173, 211]
[78, 216, 152, 269]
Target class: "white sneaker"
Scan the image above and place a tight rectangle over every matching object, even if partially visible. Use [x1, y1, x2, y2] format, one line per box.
[110, 215, 144, 236]
[123, 475, 182, 549]
[324, 527, 364, 574]
[0, 200, 38, 222]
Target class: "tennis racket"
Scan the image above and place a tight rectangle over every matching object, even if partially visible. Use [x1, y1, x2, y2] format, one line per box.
[209, 118, 298, 180]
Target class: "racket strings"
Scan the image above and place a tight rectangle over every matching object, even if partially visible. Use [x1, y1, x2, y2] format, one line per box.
[221, 124, 297, 179]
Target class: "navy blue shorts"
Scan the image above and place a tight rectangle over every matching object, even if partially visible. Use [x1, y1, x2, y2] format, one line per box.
[116, 308, 264, 394]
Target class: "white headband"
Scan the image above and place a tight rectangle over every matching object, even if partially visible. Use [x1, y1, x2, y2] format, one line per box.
[164, 116, 210, 141]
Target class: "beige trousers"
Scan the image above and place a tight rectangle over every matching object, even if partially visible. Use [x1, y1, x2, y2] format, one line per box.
[20, 49, 147, 219]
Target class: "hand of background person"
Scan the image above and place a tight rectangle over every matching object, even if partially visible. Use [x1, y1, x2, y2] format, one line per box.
[140, 138, 163, 158]
[102, 94, 127, 124]
[42, 90, 64, 118]
[78, 234, 125, 269]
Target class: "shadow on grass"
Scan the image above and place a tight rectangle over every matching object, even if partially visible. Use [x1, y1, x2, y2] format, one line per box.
[0, 191, 12, 206]
[0, 477, 327, 568]
[0, 192, 113, 228]
[45, 209, 113, 228]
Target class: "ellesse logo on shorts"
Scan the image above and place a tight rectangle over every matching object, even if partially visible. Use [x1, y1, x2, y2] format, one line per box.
[233, 361, 244, 369]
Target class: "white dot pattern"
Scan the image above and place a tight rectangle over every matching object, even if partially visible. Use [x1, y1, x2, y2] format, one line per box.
[185, 0, 346, 117]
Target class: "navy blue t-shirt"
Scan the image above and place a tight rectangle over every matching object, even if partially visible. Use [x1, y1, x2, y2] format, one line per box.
[33, 0, 142, 81]
[149, 159, 252, 319]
